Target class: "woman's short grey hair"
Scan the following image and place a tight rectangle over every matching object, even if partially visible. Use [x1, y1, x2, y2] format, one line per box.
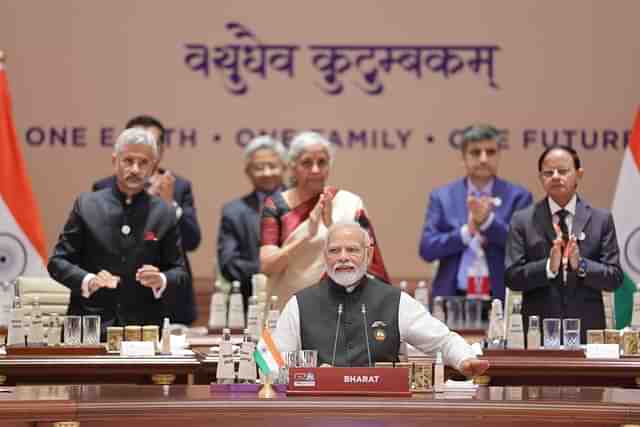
[288, 131, 335, 166]
[114, 127, 158, 158]
[243, 135, 287, 162]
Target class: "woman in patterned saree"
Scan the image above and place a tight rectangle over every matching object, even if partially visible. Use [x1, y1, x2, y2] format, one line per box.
[260, 131, 389, 308]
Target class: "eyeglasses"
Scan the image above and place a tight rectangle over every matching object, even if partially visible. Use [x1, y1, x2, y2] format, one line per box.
[299, 158, 329, 170]
[540, 168, 573, 178]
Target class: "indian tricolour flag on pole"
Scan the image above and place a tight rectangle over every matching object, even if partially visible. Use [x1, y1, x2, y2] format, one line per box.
[0, 56, 48, 284]
[253, 328, 284, 376]
[611, 107, 640, 328]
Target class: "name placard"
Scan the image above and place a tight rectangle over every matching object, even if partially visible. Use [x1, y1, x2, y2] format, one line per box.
[121, 341, 155, 356]
[585, 344, 620, 359]
[287, 367, 411, 396]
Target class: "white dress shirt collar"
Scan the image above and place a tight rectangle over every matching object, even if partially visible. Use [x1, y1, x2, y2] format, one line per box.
[548, 194, 577, 216]
[466, 177, 495, 196]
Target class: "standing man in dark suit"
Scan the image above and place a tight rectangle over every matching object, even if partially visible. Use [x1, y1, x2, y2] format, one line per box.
[419, 124, 533, 301]
[217, 136, 287, 309]
[49, 128, 188, 330]
[93, 115, 201, 325]
[505, 146, 623, 341]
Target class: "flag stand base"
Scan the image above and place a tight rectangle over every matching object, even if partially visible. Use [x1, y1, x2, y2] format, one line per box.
[258, 377, 277, 399]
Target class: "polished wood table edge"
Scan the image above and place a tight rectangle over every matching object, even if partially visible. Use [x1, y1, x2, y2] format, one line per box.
[478, 357, 640, 376]
[0, 400, 76, 421]
[73, 397, 640, 423]
[0, 355, 201, 367]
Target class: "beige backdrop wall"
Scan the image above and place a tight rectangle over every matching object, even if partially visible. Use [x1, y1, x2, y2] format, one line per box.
[1, 1, 638, 282]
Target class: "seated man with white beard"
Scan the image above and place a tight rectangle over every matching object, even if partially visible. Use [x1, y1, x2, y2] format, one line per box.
[273, 221, 489, 376]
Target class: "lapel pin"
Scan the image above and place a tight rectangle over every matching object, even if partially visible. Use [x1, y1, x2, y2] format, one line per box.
[371, 320, 387, 342]
[121, 225, 131, 236]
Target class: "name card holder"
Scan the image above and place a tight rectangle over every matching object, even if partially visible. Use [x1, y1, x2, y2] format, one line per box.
[120, 341, 156, 357]
[585, 344, 620, 359]
[287, 367, 411, 397]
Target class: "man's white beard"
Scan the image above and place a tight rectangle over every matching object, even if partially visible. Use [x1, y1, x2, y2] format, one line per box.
[327, 262, 367, 287]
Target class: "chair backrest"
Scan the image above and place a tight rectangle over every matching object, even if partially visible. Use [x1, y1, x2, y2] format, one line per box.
[16, 276, 71, 316]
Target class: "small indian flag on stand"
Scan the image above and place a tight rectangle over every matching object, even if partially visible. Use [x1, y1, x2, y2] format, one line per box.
[253, 328, 284, 376]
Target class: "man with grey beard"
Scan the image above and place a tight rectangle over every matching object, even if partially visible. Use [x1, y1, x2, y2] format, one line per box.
[274, 221, 489, 377]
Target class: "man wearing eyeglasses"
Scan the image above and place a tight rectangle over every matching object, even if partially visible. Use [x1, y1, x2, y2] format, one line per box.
[216, 136, 287, 311]
[505, 146, 623, 341]
[419, 124, 533, 301]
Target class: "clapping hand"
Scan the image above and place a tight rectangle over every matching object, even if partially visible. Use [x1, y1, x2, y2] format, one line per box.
[467, 194, 493, 227]
[549, 223, 565, 274]
[148, 170, 175, 204]
[308, 189, 334, 239]
[320, 188, 334, 228]
[566, 235, 580, 270]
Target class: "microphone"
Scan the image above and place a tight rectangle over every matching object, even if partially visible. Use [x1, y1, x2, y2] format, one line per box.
[330, 303, 344, 367]
[361, 304, 372, 367]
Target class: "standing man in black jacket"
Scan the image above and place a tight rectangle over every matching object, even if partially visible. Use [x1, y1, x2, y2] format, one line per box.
[49, 127, 188, 331]
[92, 115, 201, 325]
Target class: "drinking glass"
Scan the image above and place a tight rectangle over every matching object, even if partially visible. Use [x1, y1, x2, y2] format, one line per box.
[82, 315, 101, 344]
[298, 350, 318, 368]
[562, 318, 581, 349]
[464, 298, 483, 329]
[63, 315, 81, 345]
[445, 297, 464, 329]
[279, 351, 299, 384]
[527, 315, 541, 349]
[543, 318, 561, 349]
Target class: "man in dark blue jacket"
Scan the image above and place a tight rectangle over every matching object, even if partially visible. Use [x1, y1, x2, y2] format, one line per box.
[419, 124, 533, 300]
[217, 136, 286, 310]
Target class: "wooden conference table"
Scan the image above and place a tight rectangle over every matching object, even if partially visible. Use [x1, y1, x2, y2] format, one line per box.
[0, 354, 201, 386]
[1, 348, 639, 389]
[193, 335, 640, 388]
[474, 351, 640, 388]
[1, 384, 639, 426]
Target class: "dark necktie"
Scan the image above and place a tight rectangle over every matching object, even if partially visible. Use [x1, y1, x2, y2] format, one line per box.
[556, 209, 570, 243]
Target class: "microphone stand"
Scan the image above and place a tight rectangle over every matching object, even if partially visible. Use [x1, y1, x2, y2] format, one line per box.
[331, 304, 343, 367]
[361, 304, 372, 367]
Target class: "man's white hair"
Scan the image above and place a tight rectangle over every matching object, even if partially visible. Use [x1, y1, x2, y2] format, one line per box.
[288, 131, 335, 166]
[325, 220, 371, 251]
[114, 127, 158, 158]
[243, 135, 287, 162]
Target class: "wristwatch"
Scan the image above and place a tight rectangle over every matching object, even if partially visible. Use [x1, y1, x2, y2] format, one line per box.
[577, 257, 587, 278]
[172, 201, 183, 220]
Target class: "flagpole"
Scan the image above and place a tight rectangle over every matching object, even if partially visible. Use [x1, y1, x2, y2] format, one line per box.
[0, 49, 15, 301]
